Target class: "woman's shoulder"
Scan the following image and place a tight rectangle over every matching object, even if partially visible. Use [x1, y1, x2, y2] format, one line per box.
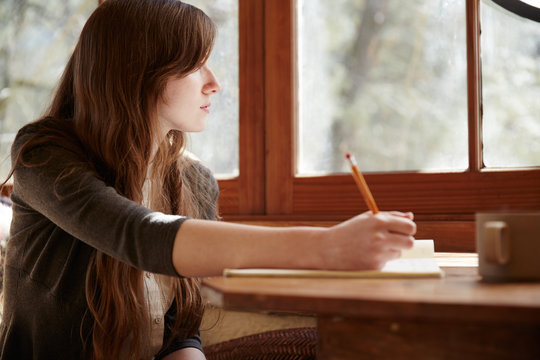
[13, 119, 46, 145]
[12, 117, 83, 164]
[191, 160, 216, 184]
[180, 152, 215, 181]
[16, 116, 69, 135]
[179, 154, 219, 195]
[14, 117, 73, 146]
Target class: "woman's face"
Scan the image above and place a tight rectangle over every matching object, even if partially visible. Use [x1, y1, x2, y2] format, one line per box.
[157, 63, 221, 137]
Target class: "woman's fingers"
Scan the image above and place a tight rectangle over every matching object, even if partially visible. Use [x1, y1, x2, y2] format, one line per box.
[324, 210, 417, 271]
[375, 212, 417, 236]
[388, 211, 414, 220]
[386, 248, 403, 262]
[382, 232, 415, 251]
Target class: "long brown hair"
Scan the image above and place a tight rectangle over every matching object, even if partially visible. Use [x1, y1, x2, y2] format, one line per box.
[8, 0, 217, 359]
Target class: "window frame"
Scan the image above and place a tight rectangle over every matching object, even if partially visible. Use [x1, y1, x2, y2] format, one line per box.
[218, 0, 540, 252]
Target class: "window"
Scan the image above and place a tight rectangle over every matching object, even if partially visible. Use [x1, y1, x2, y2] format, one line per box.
[0, 0, 96, 178]
[1, 0, 539, 251]
[221, 0, 540, 252]
[298, 0, 468, 174]
[0, 0, 240, 179]
[481, 1, 540, 168]
[184, 0, 239, 177]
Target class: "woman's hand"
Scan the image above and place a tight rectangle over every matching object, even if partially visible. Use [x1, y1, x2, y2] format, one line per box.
[321, 211, 416, 270]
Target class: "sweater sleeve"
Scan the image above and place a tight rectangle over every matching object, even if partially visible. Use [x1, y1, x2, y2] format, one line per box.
[10, 128, 185, 276]
[155, 299, 204, 359]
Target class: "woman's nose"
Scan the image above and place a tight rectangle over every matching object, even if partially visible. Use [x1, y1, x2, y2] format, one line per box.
[203, 66, 221, 94]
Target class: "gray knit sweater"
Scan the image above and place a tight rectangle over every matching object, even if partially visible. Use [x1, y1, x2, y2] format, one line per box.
[0, 122, 218, 359]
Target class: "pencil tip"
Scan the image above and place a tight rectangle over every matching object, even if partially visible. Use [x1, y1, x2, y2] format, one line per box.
[345, 153, 351, 159]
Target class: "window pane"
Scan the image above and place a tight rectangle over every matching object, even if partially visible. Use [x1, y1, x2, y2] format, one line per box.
[297, 0, 468, 175]
[0, 0, 96, 180]
[184, 0, 239, 177]
[0, 1, 239, 181]
[481, 1, 540, 168]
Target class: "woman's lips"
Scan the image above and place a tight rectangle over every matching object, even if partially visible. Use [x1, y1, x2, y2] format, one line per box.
[201, 103, 211, 113]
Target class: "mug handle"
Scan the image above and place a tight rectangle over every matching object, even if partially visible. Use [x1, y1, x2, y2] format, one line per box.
[484, 221, 510, 264]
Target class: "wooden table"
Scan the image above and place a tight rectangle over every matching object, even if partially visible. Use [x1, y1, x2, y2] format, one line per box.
[202, 253, 540, 359]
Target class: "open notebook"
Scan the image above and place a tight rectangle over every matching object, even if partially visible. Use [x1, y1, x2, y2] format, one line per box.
[224, 239, 444, 279]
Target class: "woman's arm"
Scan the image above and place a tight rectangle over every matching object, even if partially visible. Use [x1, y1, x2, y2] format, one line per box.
[172, 211, 416, 278]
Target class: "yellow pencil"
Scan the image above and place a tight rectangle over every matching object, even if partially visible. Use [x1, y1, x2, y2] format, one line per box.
[345, 153, 379, 214]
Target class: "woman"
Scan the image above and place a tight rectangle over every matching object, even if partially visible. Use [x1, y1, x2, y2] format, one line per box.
[0, 0, 416, 359]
